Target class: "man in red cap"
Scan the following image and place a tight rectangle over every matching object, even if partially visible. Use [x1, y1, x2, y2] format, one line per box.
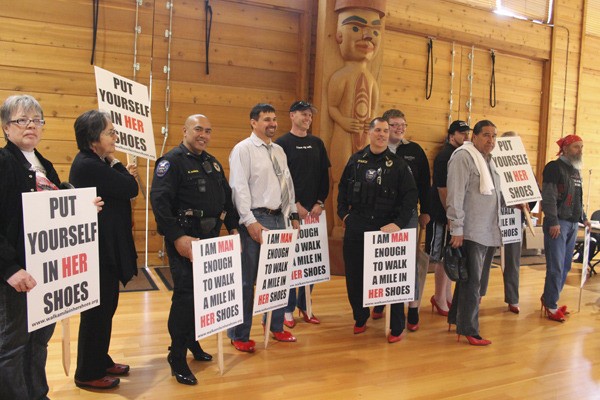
[541, 134, 591, 322]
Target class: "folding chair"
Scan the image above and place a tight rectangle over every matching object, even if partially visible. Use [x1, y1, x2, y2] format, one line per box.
[574, 210, 600, 276]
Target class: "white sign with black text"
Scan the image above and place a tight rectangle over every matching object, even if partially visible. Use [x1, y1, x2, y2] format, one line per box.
[192, 235, 243, 340]
[500, 207, 522, 245]
[94, 66, 157, 160]
[253, 229, 297, 315]
[289, 211, 330, 288]
[23, 188, 100, 332]
[491, 136, 541, 206]
[363, 229, 417, 307]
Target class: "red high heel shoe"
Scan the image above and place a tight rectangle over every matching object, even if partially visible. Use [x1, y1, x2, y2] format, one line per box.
[406, 322, 419, 332]
[284, 313, 296, 328]
[430, 295, 449, 316]
[540, 297, 566, 322]
[353, 324, 367, 334]
[545, 307, 566, 322]
[508, 304, 520, 314]
[457, 335, 492, 346]
[299, 309, 320, 324]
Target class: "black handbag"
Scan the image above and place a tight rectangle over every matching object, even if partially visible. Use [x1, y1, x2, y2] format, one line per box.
[443, 245, 468, 282]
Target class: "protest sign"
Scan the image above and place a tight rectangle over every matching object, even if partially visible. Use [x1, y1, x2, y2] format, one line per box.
[192, 235, 243, 340]
[491, 136, 541, 206]
[289, 211, 330, 289]
[500, 206, 522, 245]
[253, 229, 297, 315]
[581, 226, 591, 288]
[94, 66, 157, 160]
[363, 229, 417, 307]
[23, 188, 99, 332]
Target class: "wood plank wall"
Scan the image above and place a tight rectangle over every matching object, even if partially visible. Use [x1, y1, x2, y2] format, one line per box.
[0, 0, 312, 266]
[1, 0, 597, 267]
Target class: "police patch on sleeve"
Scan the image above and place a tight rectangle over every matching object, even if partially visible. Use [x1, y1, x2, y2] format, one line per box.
[365, 169, 378, 182]
[213, 162, 221, 172]
[155, 160, 170, 177]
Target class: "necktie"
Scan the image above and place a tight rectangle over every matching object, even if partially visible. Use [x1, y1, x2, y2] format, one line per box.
[265, 144, 290, 217]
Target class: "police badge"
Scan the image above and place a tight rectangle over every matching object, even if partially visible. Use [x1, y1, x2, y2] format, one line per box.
[365, 169, 377, 182]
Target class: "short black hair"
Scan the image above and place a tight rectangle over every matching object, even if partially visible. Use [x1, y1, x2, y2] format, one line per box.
[250, 103, 276, 121]
[369, 117, 387, 130]
[74, 110, 111, 151]
[473, 120, 496, 135]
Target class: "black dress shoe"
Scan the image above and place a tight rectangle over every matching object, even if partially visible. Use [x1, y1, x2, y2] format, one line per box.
[167, 351, 197, 386]
[188, 342, 213, 362]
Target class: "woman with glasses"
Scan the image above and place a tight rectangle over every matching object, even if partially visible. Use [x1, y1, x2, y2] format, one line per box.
[69, 110, 139, 390]
[0, 94, 63, 400]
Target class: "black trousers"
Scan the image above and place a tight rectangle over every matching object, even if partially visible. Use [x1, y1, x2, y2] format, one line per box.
[0, 282, 55, 400]
[75, 266, 119, 381]
[343, 214, 405, 336]
[165, 241, 197, 356]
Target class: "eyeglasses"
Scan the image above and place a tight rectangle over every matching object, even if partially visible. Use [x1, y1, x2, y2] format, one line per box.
[101, 128, 118, 137]
[389, 123, 408, 128]
[8, 118, 45, 127]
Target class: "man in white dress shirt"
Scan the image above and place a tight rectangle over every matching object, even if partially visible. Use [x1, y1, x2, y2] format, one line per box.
[227, 103, 300, 353]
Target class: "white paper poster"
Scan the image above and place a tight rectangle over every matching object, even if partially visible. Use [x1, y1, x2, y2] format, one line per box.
[363, 229, 417, 307]
[192, 235, 243, 340]
[500, 206, 522, 245]
[253, 229, 297, 315]
[23, 188, 100, 331]
[289, 211, 330, 289]
[94, 66, 157, 160]
[491, 136, 541, 206]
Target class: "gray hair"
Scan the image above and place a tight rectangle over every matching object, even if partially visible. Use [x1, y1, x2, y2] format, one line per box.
[1, 94, 44, 140]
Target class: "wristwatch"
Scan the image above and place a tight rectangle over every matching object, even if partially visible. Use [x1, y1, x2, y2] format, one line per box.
[289, 212, 300, 221]
[317, 200, 325, 209]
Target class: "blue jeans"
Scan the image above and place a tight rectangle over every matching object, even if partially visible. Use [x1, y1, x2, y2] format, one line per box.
[542, 220, 578, 309]
[0, 283, 55, 400]
[228, 210, 287, 342]
[285, 285, 313, 313]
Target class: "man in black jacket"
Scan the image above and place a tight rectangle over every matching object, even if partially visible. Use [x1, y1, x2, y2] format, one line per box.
[541, 134, 591, 322]
[338, 117, 418, 343]
[150, 114, 239, 385]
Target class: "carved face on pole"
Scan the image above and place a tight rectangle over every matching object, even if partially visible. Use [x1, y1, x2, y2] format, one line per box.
[335, 9, 382, 62]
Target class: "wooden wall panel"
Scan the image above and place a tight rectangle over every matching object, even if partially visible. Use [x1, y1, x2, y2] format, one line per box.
[380, 31, 544, 176]
[0, 0, 311, 267]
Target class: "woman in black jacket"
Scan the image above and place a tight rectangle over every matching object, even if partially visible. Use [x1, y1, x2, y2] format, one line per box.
[70, 110, 139, 390]
[0, 94, 62, 400]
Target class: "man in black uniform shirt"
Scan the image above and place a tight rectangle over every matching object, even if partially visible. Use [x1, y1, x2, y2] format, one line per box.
[372, 109, 430, 330]
[150, 114, 239, 385]
[338, 117, 418, 343]
[275, 101, 330, 327]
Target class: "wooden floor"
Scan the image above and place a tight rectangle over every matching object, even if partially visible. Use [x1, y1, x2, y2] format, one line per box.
[46, 264, 600, 399]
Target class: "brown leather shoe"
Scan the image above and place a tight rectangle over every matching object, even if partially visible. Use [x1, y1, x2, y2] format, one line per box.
[106, 363, 130, 376]
[75, 376, 120, 389]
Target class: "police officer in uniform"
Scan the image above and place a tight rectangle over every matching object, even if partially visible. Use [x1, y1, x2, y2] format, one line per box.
[338, 117, 418, 343]
[150, 114, 239, 385]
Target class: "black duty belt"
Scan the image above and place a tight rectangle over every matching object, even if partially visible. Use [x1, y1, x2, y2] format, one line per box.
[253, 207, 282, 215]
[180, 209, 204, 218]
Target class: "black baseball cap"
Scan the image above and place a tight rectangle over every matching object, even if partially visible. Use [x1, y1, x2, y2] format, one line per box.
[448, 120, 471, 135]
[289, 101, 317, 114]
